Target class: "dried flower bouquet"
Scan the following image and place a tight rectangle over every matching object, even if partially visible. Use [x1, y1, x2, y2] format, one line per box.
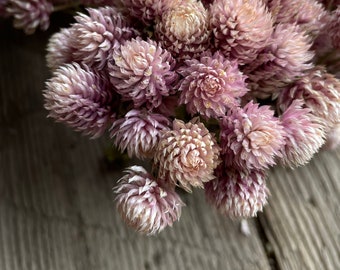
[5, 0, 340, 235]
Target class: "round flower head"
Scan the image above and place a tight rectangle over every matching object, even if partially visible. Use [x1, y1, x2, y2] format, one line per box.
[210, 0, 273, 64]
[324, 123, 340, 150]
[177, 51, 248, 118]
[46, 28, 76, 70]
[205, 167, 269, 218]
[120, 0, 181, 25]
[70, 7, 139, 70]
[220, 101, 285, 171]
[327, 7, 340, 49]
[155, 0, 211, 60]
[44, 63, 115, 138]
[110, 109, 171, 159]
[268, 0, 327, 35]
[277, 66, 340, 128]
[108, 38, 178, 109]
[244, 23, 314, 99]
[114, 166, 184, 235]
[6, 0, 53, 34]
[154, 118, 221, 192]
[279, 100, 326, 168]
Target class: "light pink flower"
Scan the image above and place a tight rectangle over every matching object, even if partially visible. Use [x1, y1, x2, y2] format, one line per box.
[205, 166, 269, 218]
[6, 0, 53, 34]
[70, 7, 139, 70]
[46, 28, 75, 70]
[44, 63, 115, 138]
[279, 100, 326, 168]
[327, 7, 340, 49]
[177, 51, 248, 118]
[114, 166, 184, 235]
[155, 0, 211, 60]
[268, 0, 327, 35]
[277, 66, 340, 128]
[108, 38, 178, 109]
[119, 0, 181, 25]
[220, 101, 285, 171]
[244, 23, 314, 99]
[110, 109, 171, 159]
[154, 118, 221, 192]
[210, 0, 273, 64]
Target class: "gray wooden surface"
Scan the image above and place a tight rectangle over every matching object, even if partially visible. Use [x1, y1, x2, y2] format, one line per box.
[0, 20, 339, 270]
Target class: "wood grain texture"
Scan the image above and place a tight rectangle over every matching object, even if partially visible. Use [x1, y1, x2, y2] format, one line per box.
[260, 149, 340, 270]
[0, 21, 271, 270]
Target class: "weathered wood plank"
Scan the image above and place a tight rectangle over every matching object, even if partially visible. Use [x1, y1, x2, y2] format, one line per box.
[0, 21, 271, 270]
[260, 149, 340, 270]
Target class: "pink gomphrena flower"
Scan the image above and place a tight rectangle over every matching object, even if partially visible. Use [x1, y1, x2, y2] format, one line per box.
[114, 166, 184, 235]
[46, 28, 75, 70]
[279, 99, 326, 168]
[177, 51, 248, 119]
[220, 101, 285, 171]
[110, 109, 171, 160]
[324, 123, 340, 150]
[119, 0, 181, 26]
[154, 0, 211, 60]
[6, 0, 53, 34]
[70, 7, 139, 70]
[154, 118, 221, 192]
[44, 63, 115, 138]
[267, 0, 328, 36]
[244, 23, 314, 99]
[205, 166, 269, 218]
[327, 7, 340, 50]
[277, 66, 340, 129]
[210, 0, 273, 65]
[108, 38, 178, 110]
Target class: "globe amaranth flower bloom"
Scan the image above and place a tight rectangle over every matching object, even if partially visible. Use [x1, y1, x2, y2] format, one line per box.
[110, 109, 171, 159]
[205, 166, 268, 218]
[46, 28, 76, 70]
[279, 100, 326, 168]
[327, 7, 340, 49]
[108, 38, 178, 109]
[44, 63, 115, 138]
[210, 0, 273, 65]
[114, 166, 184, 235]
[268, 0, 327, 35]
[244, 23, 314, 99]
[177, 51, 248, 119]
[220, 101, 285, 171]
[155, 0, 211, 60]
[119, 0, 181, 25]
[277, 66, 340, 128]
[6, 0, 53, 34]
[154, 118, 221, 192]
[70, 7, 139, 70]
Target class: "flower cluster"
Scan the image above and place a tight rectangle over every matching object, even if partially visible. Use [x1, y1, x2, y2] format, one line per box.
[42, 0, 340, 235]
[0, 0, 117, 34]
